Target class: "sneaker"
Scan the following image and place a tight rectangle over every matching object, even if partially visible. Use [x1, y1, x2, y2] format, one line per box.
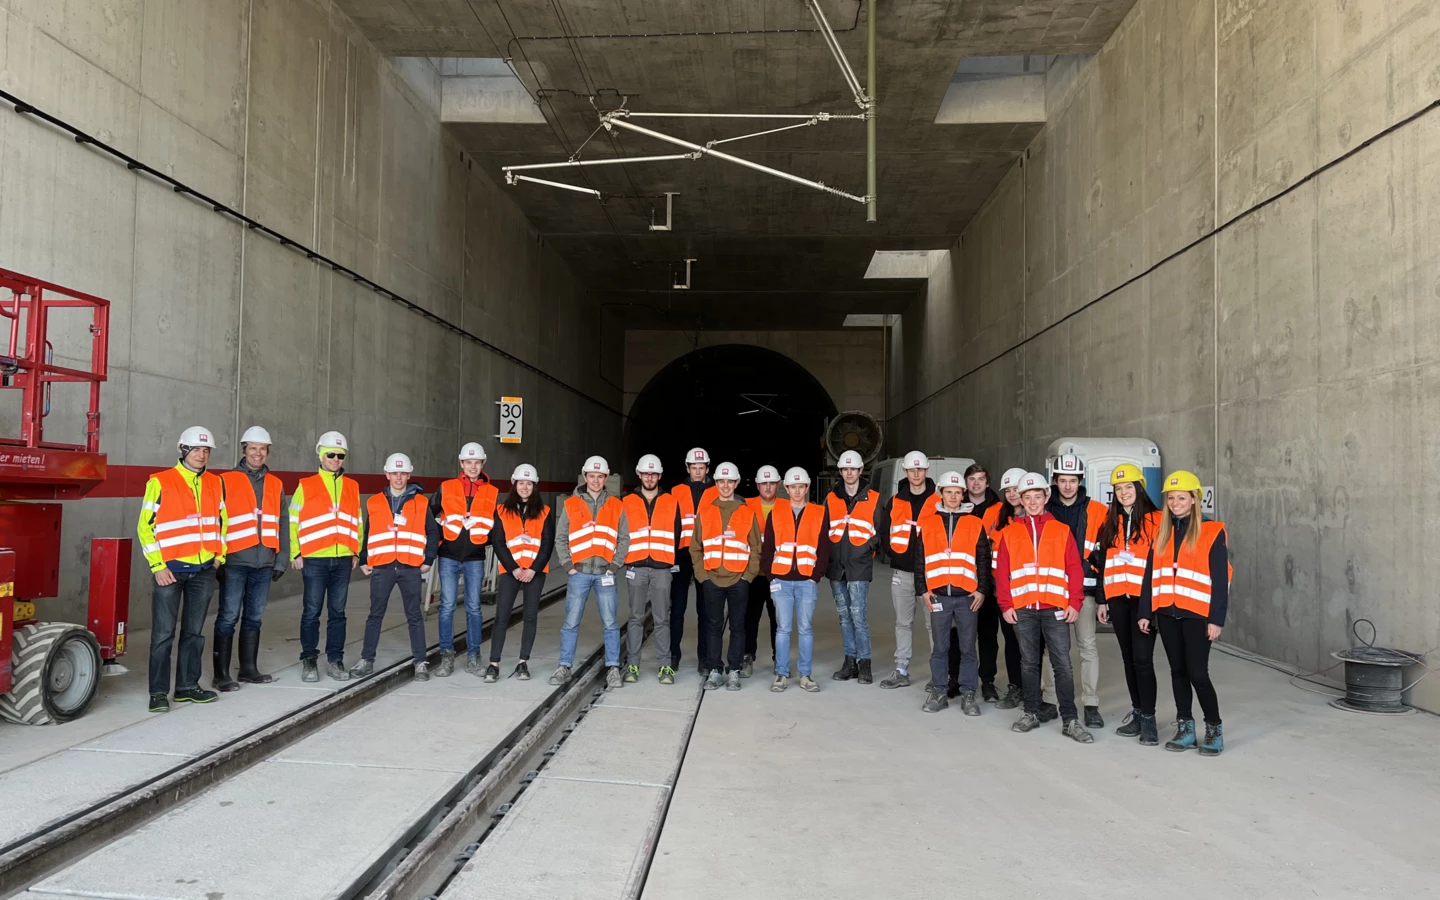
[704, 669, 724, 690]
[980, 682, 1000, 703]
[799, 675, 820, 693]
[348, 658, 374, 679]
[549, 665, 572, 686]
[435, 650, 456, 678]
[725, 670, 742, 691]
[1198, 722, 1225, 757]
[484, 664, 499, 683]
[958, 691, 981, 717]
[771, 675, 788, 692]
[922, 689, 949, 713]
[606, 666, 623, 689]
[1011, 713, 1041, 733]
[879, 669, 911, 689]
[995, 683, 1023, 710]
[326, 661, 350, 682]
[1115, 709, 1143, 738]
[174, 687, 218, 704]
[1036, 701, 1059, 723]
[1062, 718, 1095, 744]
[148, 693, 170, 713]
[465, 655, 484, 677]
[513, 661, 531, 681]
[1166, 718, 1197, 752]
[1084, 705, 1105, 729]
[624, 665, 640, 684]
[1139, 714, 1159, 746]
[658, 666, 675, 685]
[413, 661, 430, 682]
[301, 658, 319, 683]
[740, 654, 754, 678]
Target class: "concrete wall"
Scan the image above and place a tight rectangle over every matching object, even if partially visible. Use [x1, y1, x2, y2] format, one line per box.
[0, 0, 622, 628]
[624, 329, 886, 419]
[886, 0, 1440, 708]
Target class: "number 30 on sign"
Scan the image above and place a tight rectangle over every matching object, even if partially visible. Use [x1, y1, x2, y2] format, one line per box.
[496, 397, 523, 445]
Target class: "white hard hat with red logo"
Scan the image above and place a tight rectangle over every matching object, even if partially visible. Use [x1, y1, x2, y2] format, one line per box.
[582, 455, 610, 476]
[512, 463, 538, 483]
[902, 450, 929, 470]
[837, 450, 865, 470]
[1051, 453, 1085, 477]
[636, 454, 663, 475]
[459, 442, 487, 461]
[315, 430, 348, 454]
[1018, 471, 1051, 495]
[178, 426, 217, 452]
[937, 470, 965, 489]
[755, 465, 780, 484]
[713, 461, 740, 481]
[783, 467, 810, 486]
[383, 452, 413, 473]
[685, 447, 711, 465]
[999, 467, 1028, 491]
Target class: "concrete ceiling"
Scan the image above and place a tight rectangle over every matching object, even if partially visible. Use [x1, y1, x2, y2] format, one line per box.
[335, 1, 1138, 329]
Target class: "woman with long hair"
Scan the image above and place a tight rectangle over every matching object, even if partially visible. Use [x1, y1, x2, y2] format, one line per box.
[486, 464, 555, 682]
[1093, 464, 1161, 744]
[1139, 470, 1231, 756]
[983, 467, 1028, 710]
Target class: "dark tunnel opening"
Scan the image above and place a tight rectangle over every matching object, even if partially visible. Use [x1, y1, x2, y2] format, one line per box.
[625, 344, 839, 490]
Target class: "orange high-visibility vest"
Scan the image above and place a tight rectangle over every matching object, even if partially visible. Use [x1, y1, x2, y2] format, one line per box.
[769, 502, 824, 577]
[623, 492, 677, 565]
[219, 470, 282, 552]
[671, 483, 719, 548]
[699, 503, 756, 574]
[919, 513, 983, 593]
[565, 494, 623, 564]
[1081, 499, 1109, 587]
[1000, 518, 1074, 610]
[1102, 510, 1160, 600]
[1150, 521, 1230, 617]
[827, 490, 879, 545]
[149, 466, 225, 562]
[440, 479, 499, 543]
[981, 504, 1006, 571]
[888, 495, 940, 554]
[745, 495, 775, 526]
[497, 505, 550, 574]
[296, 474, 362, 556]
[364, 492, 429, 566]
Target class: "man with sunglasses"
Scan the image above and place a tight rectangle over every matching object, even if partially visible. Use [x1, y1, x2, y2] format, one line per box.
[290, 431, 365, 682]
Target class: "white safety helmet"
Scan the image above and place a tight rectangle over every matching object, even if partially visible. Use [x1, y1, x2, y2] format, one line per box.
[383, 452, 414, 474]
[783, 466, 811, 486]
[512, 463, 538, 483]
[902, 450, 929, 470]
[755, 465, 781, 484]
[459, 442, 487, 461]
[582, 455, 610, 476]
[316, 430, 348, 454]
[636, 454, 664, 475]
[178, 426, 217, 452]
[1018, 471, 1051, 495]
[1051, 453, 1085, 477]
[999, 467, 1028, 491]
[240, 425, 272, 446]
[836, 450, 865, 470]
[713, 461, 740, 482]
[936, 470, 965, 489]
[685, 447, 711, 465]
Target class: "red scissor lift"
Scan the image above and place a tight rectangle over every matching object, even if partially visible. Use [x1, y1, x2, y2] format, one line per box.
[0, 267, 129, 725]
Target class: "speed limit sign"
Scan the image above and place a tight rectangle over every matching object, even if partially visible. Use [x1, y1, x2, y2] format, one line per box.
[496, 397, 523, 444]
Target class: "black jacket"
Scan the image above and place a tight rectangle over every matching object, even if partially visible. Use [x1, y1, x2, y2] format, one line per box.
[876, 478, 935, 572]
[429, 471, 494, 563]
[487, 502, 557, 573]
[1047, 487, 1100, 590]
[826, 477, 879, 582]
[359, 483, 440, 566]
[1139, 514, 1229, 625]
[626, 488, 683, 569]
[912, 507, 994, 599]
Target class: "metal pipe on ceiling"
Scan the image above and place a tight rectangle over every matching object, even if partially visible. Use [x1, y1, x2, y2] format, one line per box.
[620, 111, 864, 121]
[866, 0, 877, 223]
[502, 154, 697, 173]
[807, 0, 867, 108]
[505, 173, 603, 197]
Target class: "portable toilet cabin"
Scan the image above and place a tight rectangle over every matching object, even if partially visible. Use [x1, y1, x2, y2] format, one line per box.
[871, 455, 977, 503]
[1044, 438, 1162, 506]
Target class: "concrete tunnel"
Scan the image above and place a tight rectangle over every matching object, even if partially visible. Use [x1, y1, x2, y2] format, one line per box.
[2, 0, 1440, 893]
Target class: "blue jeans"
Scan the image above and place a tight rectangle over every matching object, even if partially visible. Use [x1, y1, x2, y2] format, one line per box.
[830, 578, 872, 660]
[772, 579, 817, 677]
[300, 556, 352, 663]
[216, 564, 272, 637]
[928, 596, 979, 694]
[438, 557, 485, 656]
[559, 572, 619, 667]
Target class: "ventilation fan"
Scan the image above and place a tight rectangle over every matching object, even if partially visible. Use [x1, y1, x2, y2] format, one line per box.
[823, 410, 885, 466]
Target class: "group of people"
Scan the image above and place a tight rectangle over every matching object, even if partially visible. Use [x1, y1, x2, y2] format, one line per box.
[138, 431, 1230, 756]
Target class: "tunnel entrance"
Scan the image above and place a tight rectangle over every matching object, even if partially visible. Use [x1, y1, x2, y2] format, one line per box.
[625, 344, 839, 489]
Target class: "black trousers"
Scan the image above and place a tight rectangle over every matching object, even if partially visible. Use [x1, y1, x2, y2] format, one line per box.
[492, 571, 547, 662]
[1157, 613, 1221, 724]
[743, 574, 777, 659]
[361, 563, 426, 664]
[976, 593, 1023, 688]
[701, 579, 749, 672]
[669, 551, 706, 667]
[148, 567, 217, 695]
[1108, 596, 1158, 715]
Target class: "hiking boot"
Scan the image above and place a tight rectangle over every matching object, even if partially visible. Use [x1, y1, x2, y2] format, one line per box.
[606, 666, 623, 689]
[799, 675, 820, 693]
[922, 689, 949, 713]
[1011, 713, 1041, 733]
[549, 665, 572, 686]
[946, 680, 960, 699]
[1166, 718, 1197, 751]
[1062, 718, 1095, 744]
[237, 630, 273, 684]
[326, 661, 350, 682]
[513, 661, 531, 681]
[958, 691, 981, 717]
[301, 658, 319, 683]
[726, 670, 742, 691]
[1198, 722, 1225, 757]
[413, 661, 430, 682]
[212, 635, 240, 693]
[624, 665, 640, 684]
[879, 669, 911, 689]
[980, 681, 999, 702]
[1036, 701, 1059, 723]
[1115, 709, 1143, 738]
[771, 675, 788, 692]
[740, 654, 754, 678]
[465, 655, 484, 677]
[704, 669, 724, 690]
[857, 659, 873, 684]
[174, 687, 218, 704]
[1139, 714, 1159, 746]
[658, 666, 675, 685]
[995, 684, 1023, 710]
[435, 650, 456, 678]
[148, 693, 170, 713]
[484, 664, 500, 683]
[348, 658, 374, 679]
[1084, 705, 1105, 729]
[832, 655, 857, 681]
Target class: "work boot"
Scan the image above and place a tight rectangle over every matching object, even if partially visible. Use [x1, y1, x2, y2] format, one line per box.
[958, 691, 981, 717]
[465, 655, 484, 677]
[484, 664, 500, 683]
[237, 631, 274, 684]
[148, 693, 170, 713]
[771, 675, 788, 692]
[726, 670, 742, 691]
[513, 661, 531, 681]
[1139, 714, 1159, 746]
[799, 675, 820, 692]
[1166, 718, 1197, 752]
[857, 659, 873, 684]
[1084, 705, 1105, 729]
[326, 660, 349, 682]
[549, 665, 572, 686]
[922, 689, 949, 713]
[879, 669, 911, 689]
[658, 666, 675, 685]
[832, 655, 857, 681]
[1062, 718, 1095, 744]
[606, 666, 623, 689]
[1036, 701, 1059, 723]
[413, 661, 430, 682]
[740, 654, 754, 678]
[946, 679, 960, 699]
[980, 682, 999, 703]
[174, 687, 218, 704]
[995, 683, 1023, 710]
[1198, 722, 1225, 757]
[624, 665, 640, 684]
[211, 635, 240, 693]
[704, 669, 724, 690]
[301, 658, 319, 683]
[348, 658, 374, 679]
[1115, 709, 1143, 738]
[1011, 713, 1041, 733]
[436, 650, 456, 678]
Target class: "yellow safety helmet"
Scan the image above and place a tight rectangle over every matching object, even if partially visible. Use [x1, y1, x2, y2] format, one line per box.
[1110, 463, 1146, 488]
[1161, 470, 1202, 494]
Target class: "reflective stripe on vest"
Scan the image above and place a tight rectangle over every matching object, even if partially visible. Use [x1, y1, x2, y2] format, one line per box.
[1000, 518, 1073, 610]
[1150, 521, 1228, 616]
[148, 467, 226, 562]
[365, 493, 429, 566]
[440, 479, 498, 543]
[670, 483, 719, 548]
[769, 502, 824, 577]
[297, 474, 361, 555]
[220, 470, 282, 552]
[1103, 510, 1159, 600]
[497, 505, 550, 574]
[889, 495, 941, 553]
[981, 504, 1004, 571]
[565, 495, 623, 564]
[1081, 499, 1108, 587]
[623, 493, 677, 565]
[699, 503, 756, 573]
[919, 513, 982, 593]
[826, 490, 879, 545]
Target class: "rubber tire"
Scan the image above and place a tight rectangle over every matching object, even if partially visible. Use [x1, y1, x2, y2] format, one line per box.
[0, 623, 103, 725]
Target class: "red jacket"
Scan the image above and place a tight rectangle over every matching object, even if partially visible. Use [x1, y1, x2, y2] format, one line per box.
[994, 512, 1084, 612]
